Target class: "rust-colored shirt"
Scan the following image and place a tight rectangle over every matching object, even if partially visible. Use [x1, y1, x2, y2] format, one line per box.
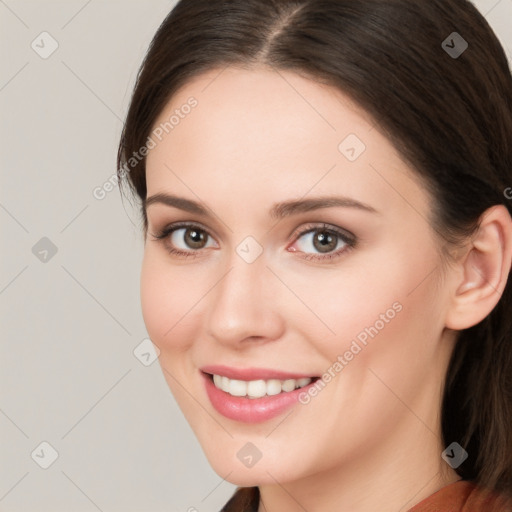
[221, 481, 512, 511]
[409, 481, 511, 512]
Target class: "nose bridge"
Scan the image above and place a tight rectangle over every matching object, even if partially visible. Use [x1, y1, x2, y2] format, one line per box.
[205, 250, 283, 345]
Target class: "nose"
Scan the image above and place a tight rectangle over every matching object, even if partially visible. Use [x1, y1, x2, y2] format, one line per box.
[205, 255, 285, 348]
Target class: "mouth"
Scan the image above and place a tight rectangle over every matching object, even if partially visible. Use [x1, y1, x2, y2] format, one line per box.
[204, 372, 320, 399]
[200, 367, 321, 423]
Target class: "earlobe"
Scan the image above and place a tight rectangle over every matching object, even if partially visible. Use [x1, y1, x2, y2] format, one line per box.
[445, 205, 512, 331]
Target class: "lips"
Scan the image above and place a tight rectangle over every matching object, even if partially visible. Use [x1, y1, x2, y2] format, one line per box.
[200, 365, 320, 423]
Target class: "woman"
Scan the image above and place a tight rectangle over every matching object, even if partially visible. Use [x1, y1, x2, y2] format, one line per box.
[117, 0, 512, 510]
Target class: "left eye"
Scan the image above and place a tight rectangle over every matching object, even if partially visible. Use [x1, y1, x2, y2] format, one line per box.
[292, 227, 353, 255]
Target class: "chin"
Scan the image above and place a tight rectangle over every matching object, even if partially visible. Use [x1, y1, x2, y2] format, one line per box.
[205, 447, 305, 486]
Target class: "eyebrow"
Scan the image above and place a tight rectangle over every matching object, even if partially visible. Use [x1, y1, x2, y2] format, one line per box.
[143, 193, 378, 220]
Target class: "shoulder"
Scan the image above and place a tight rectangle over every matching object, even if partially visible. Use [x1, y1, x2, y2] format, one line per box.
[408, 480, 512, 512]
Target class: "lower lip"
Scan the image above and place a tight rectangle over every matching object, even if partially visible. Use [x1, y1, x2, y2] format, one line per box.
[202, 372, 317, 423]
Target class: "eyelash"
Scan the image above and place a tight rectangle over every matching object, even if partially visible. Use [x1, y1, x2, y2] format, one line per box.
[149, 221, 357, 262]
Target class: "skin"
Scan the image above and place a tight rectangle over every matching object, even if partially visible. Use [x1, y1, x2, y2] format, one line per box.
[140, 66, 512, 511]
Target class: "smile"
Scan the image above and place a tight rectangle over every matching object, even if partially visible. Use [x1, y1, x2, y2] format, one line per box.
[211, 374, 314, 398]
[200, 366, 321, 423]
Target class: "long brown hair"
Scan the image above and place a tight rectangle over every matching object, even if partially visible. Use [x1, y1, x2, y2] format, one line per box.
[117, 0, 512, 506]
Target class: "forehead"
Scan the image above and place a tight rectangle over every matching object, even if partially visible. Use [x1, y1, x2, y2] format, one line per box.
[145, 66, 430, 223]
[148, 65, 373, 162]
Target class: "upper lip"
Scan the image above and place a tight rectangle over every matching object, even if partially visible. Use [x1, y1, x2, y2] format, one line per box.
[200, 364, 318, 381]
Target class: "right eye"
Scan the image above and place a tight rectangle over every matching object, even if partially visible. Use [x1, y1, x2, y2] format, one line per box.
[151, 222, 218, 258]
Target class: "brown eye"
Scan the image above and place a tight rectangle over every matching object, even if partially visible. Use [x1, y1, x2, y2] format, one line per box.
[289, 223, 356, 262]
[183, 227, 208, 249]
[295, 228, 349, 255]
[153, 222, 219, 258]
[312, 230, 338, 253]
[152, 223, 218, 254]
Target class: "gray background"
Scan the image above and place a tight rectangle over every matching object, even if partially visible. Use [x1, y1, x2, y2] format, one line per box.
[1, 1, 511, 511]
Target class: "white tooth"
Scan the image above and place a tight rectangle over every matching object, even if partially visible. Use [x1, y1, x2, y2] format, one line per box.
[266, 379, 282, 396]
[213, 374, 222, 388]
[247, 380, 267, 398]
[229, 379, 248, 397]
[281, 379, 296, 392]
[221, 376, 231, 393]
[296, 377, 312, 388]
[214, 374, 313, 397]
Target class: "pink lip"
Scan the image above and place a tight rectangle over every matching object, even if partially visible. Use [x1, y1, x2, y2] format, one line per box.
[200, 367, 319, 423]
[200, 364, 317, 381]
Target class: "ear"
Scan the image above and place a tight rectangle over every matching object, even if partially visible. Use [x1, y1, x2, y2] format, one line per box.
[445, 205, 512, 330]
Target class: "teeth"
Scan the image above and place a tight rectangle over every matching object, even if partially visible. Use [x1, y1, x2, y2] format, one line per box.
[247, 379, 266, 398]
[296, 377, 312, 388]
[266, 379, 282, 396]
[221, 376, 230, 393]
[281, 379, 296, 392]
[211, 374, 313, 398]
[230, 379, 247, 397]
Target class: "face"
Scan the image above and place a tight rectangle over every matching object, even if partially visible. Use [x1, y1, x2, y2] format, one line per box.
[141, 66, 457, 486]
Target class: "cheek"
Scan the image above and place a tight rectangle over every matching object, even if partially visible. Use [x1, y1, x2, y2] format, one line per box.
[140, 252, 207, 412]
[140, 250, 201, 352]
[296, 246, 443, 365]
